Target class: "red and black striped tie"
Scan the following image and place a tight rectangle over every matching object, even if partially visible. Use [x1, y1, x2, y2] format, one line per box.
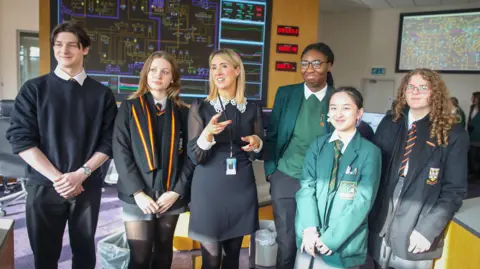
[399, 123, 416, 177]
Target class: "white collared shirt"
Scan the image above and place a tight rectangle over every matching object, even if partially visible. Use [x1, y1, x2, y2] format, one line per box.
[54, 66, 87, 86]
[154, 97, 167, 109]
[328, 129, 357, 154]
[472, 107, 478, 119]
[304, 83, 327, 101]
[407, 111, 427, 129]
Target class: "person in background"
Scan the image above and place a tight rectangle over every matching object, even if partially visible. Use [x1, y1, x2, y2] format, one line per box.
[369, 68, 469, 269]
[467, 92, 480, 180]
[449, 97, 465, 127]
[113, 51, 194, 269]
[264, 42, 336, 269]
[357, 119, 375, 141]
[295, 87, 381, 269]
[6, 22, 118, 269]
[187, 48, 264, 269]
[467, 92, 480, 126]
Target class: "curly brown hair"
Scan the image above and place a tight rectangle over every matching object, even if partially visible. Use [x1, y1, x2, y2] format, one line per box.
[392, 68, 455, 146]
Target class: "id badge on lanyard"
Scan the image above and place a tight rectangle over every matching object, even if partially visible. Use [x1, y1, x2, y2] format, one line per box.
[218, 94, 237, 175]
[226, 156, 237, 175]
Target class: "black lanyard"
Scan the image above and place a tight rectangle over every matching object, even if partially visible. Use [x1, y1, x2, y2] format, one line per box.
[217, 94, 236, 158]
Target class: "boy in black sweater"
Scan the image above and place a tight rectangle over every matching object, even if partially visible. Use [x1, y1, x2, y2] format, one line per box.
[6, 22, 117, 269]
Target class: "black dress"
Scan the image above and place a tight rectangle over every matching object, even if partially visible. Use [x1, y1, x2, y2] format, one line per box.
[187, 98, 263, 242]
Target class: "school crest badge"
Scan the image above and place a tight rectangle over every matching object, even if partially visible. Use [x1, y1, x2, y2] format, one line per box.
[339, 181, 357, 200]
[426, 168, 440, 185]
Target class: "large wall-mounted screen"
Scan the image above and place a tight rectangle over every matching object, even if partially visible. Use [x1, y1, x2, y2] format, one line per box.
[396, 8, 480, 74]
[50, 0, 272, 104]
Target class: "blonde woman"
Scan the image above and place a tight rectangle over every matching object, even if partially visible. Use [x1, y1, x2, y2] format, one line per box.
[113, 51, 194, 269]
[187, 48, 264, 269]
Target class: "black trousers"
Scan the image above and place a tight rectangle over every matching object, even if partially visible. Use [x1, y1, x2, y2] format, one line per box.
[270, 169, 301, 269]
[26, 184, 102, 269]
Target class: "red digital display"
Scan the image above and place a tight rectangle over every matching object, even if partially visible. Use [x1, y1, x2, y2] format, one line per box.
[277, 25, 299, 36]
[275, 61, 297, 72]
[276, 43, 299, 54]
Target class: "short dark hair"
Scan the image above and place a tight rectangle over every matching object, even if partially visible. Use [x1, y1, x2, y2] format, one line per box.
[332, 86, 364, 109]
[450, 97, 459, 107]
[301, 42, 335, 87]
[50, 22, 91, 49]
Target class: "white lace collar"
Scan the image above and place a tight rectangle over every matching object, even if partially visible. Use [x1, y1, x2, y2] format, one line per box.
[209, 96, 247, 113]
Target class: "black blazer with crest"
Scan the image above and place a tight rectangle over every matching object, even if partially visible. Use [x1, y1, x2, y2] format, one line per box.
[369, 110, 468, 261]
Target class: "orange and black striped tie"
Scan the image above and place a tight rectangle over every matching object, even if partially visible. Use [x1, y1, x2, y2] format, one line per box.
[399, 123, 416, 177]
[329, 140, 344, 192]
[155, 103, 164, 116]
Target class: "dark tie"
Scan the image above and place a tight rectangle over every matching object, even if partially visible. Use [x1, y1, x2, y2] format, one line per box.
[399, 123, 417, 177]
[155, 103, 164, 116]
[329, 140, 344, 192]
[70, 78, 77, 84]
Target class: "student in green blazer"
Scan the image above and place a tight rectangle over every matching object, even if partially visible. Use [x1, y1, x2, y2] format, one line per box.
[295, 87, 381, 269]
[265, 43, 335, 269]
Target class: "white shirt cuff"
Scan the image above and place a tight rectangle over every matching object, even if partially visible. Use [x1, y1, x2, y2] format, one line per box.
[197, 131, 216, 150]
[252, 135, 263, 153]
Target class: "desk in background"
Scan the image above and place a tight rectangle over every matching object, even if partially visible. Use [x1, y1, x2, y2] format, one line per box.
[433, 197, 480, 269]
[0, 218, 14, 269]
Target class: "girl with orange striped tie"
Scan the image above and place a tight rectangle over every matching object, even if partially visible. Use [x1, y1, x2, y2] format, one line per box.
[113, 51, 194, 269]
[369, 68, 469, 269]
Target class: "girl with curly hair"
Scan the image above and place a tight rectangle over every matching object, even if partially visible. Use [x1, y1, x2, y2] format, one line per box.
[368, 68, 469, 269]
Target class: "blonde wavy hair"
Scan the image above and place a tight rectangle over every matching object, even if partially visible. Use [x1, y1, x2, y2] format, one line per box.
[206, 48, 246, 105]
[393, 68, 455, 146]
[129, 51, 185, 107]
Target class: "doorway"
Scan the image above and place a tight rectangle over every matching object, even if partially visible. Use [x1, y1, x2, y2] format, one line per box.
[361, 78, 396, 113]
[17, 31, 40, 88]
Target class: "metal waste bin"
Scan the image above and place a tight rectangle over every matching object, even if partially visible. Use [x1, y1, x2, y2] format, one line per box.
[254, 220, 277, 267]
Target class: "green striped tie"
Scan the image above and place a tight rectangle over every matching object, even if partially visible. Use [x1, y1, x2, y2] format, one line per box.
[329, 140, 344, 192]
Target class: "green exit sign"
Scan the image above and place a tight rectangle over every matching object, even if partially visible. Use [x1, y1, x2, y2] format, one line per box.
[371, 67, 386, 75]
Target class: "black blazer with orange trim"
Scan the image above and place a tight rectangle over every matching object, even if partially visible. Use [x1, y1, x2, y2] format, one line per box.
[113, 93, 194, 209]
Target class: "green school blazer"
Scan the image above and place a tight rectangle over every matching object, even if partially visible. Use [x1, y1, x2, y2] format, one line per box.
[295, 132, 381, 268]
[264, 83, 334, 178]
[469, 112, 480, 143]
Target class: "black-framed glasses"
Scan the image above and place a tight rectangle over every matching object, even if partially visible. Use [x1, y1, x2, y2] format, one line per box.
[300, 60, 326, 70]
[406, 84, 430, 94]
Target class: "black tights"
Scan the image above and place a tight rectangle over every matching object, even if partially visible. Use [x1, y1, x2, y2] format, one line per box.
[125, 214, 179, 269]
[200, 236, 244, 269]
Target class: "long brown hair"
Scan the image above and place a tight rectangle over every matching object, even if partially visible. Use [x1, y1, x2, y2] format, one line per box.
[393, 68, 455, 146]
[129, 51, 185, 107]
[206, 48, 246, 105]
